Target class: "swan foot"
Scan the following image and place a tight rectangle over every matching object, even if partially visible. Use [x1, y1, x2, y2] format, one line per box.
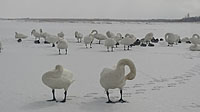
[106, 100, 115, 104]
[44, 41, 50, 44]
[47, 98, 57, 102]
[52, 43, 55, 47]
[118, 99, 127, 103]
[17, 39, 22, 42]
[60, 99, 66, 103]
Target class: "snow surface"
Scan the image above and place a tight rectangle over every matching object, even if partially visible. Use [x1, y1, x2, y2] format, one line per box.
[0, 20, 200, 112]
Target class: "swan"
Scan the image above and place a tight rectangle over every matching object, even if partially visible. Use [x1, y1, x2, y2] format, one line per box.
[143, 32, 153, 45]
[42, 65, 74, 103]
[114, 33, 123, 47]
[120, 34, 136, 50]
[106, 31, 115, 38]
[104, 38, 116, 52]
[40, 29, 50, 44]
[57, 32, 64, 38]
[15, 32, 28, 42]
[83, 34, 94, 48]
[100, 59, 136, 103]
[31, 29, 41, 44]
[57, 38, 68, 55]
[181, 37, 191, 43]
[91, 30, 107, 44]
[165, 33, 177, 46]
[190, 34, 200, 45]
[46, 35, 59, 47]
[189, 34, 200, 51]
[75, 31, 83, 43]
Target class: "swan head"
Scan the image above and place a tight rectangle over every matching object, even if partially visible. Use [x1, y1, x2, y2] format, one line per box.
[55, 65, 64, 73]
[91, 30, 98, 34]
[31, 29, 36, 35]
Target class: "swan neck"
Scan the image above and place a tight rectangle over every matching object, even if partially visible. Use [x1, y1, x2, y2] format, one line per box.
[117, 59, 136, 80]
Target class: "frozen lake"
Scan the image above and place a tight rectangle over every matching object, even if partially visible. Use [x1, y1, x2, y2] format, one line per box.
[0, 20, 200, 112]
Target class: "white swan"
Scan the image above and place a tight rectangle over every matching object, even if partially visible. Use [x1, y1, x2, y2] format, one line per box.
[83, 34, 94, 48]
[46, 35, 59, 47]
[120, 34, 136, 50]
[15, 32, 28, 42]
[143, 32, 153, 44]
[106, 31, 115, 38]
[31, 29, 41, 43]
[75, 31, 83, 43]
[57, 32, 64, 38]
[189, 34, 200, 51]
[165, 33, 177, 46]
[100, 59, 136, 103]
[104, 38, 116, 52]
[42, 65, 74, 103]
[113, 33, 123, 47]
[39, 29, 51, 44]
[57, 38, 68, 55]
[91, 30, 107, 44]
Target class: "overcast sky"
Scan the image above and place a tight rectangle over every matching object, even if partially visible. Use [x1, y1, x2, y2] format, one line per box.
[0, 0, 200, 19]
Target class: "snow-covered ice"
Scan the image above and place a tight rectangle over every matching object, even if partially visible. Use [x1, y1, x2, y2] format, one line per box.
[0, 20, 200, 112]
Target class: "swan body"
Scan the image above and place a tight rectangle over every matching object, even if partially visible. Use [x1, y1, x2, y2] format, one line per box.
[165, 33, 177, 46]
[46, 35, 59, 47]
[42, 65, 74, 102]
[106, 31, 115, 38]
[190, 34, 200, 45]
[57, 39, 68, 55]
[120, 34, 136, 50]
[91, 30, 107, 44]
[31, 29, 41, 41]
[189, 44, 200, 51]
[83, 34, 94, 48]
[104, 38, 116, 52]
[15, 32, 28, 42]
[143, 32, 153, 44]
[75, 31, 83, 43]
[100, 59, 136, 103]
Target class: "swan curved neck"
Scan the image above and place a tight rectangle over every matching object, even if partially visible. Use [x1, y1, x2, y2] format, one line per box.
[91, 30, 98, 34]
[193, 34, 200, 39]
[116, 59, 136, 80]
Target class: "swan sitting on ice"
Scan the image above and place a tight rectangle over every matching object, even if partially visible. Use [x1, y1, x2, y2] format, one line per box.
[75, 31, 83, 43]
[42, 65, 74, 103]
[15, 32, 28, 42]
[189, 34, 200, 51]
[120, 34, 136, 50]
[91, 30, 107, 44]
[100, 59, 136, 103]
[83, 34, 94, 48]
[31, 29, 41, 44]
[57, 38, 68, 55]
[104, 38, 116, 52]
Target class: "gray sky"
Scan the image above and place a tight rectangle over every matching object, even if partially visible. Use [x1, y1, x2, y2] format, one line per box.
[1, 0, 200, 19]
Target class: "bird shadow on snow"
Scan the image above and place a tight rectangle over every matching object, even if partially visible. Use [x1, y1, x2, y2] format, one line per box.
[21, 100, 59, 111]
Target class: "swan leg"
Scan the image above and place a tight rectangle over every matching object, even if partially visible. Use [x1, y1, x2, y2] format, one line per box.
[58, 49, 61, 55]
[65, 49, 67, 55]
[118, 90, 127, 103]
[90, 43, 92, 48]
[106, 91, 114, 103]
[127, 46, 130, 50]
[111, 47, 114, 52]
[47, 89, 56, 102]
[107, 47, 109, 52]
[52, 43, 55, 47]
[99, 40, 101, 44]
[60, 91, 67, 103]
[124, 45, 126, 50]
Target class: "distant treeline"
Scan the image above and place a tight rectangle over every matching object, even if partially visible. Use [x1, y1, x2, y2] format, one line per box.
[1, 16, 200, 23]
